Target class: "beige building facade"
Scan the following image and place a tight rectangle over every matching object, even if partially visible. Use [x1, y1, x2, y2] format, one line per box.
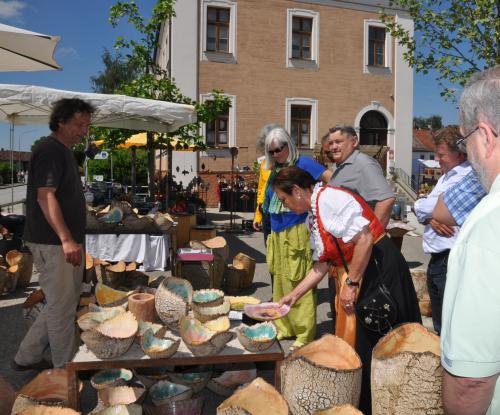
[158, 0, 414, 183]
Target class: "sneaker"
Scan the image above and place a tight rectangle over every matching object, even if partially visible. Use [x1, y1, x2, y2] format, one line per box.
[11, 359, 52, 372]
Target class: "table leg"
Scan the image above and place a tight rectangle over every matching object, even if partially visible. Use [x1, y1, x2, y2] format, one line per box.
[274, 359, 282, 392]
[66, 364, 79, 410]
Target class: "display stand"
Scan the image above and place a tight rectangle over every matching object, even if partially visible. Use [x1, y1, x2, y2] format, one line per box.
[67, 328, 284, 410]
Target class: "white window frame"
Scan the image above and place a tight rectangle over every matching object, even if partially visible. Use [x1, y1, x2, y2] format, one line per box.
[363, 19, 392, 75]
[285, 97, 318, 149]
[200, 93, 236, 148]
[286, 8, 320, 70]
[200, 0, 237, 64]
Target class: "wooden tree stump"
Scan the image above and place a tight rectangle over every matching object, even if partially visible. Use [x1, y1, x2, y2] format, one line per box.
[410, 269, 431, 316]
[104, 261, 127, 288]
[314, 405, 363, 414]
[217, 377, 288, 415]
[6, 249, 34, 288]
[223, 265, 248, 294]
[190, 239, 227, 289]
[84, 253, 96, 284]
[371, 323, 443, 415]
[233, 253, 256, 288]
[281, 334, 362, 415]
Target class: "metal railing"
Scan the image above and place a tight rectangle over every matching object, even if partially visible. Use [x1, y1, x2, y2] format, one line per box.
[392, 167, 418, 202]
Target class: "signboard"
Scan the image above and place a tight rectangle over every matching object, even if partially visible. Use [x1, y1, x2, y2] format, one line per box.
[94, 151, 109, 160]
[93, 175, 104, 182]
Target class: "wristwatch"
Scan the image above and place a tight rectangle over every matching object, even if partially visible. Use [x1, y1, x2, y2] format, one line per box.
[345, 277, 360, 287]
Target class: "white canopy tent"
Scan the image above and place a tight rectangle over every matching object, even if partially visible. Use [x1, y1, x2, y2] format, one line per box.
[0, 23, 61, 72]
[0, 84, 197, 206]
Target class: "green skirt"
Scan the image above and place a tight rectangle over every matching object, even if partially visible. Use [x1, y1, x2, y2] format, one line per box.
[266, 222, 316, 345]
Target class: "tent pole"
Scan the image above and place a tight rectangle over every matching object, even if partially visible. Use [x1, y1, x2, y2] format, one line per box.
[9, 120, 14, 212]
[131, 146, 137, 207]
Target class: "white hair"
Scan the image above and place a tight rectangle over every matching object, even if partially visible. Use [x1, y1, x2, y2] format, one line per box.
[264, 127, 299, 169]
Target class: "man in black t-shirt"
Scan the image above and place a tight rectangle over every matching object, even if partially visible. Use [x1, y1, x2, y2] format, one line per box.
[13, 98, 95, 370]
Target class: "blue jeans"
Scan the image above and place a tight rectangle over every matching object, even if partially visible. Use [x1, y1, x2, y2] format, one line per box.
[427, 250, 450, 335]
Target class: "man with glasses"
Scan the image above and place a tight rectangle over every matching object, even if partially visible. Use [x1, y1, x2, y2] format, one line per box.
[440, 65, 500, 415]
[413, 125, 470, 335]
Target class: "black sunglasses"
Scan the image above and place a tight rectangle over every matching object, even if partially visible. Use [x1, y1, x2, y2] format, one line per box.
[268, 144, 286, 155]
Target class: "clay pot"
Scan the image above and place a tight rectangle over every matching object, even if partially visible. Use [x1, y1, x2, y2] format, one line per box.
[128, 293, 156, 323]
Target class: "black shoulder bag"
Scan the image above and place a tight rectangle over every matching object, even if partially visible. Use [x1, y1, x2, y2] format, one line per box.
[332, 237, 397, 334]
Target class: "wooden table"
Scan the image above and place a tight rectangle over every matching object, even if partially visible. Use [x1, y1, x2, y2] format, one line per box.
[67, 329, 284, 410]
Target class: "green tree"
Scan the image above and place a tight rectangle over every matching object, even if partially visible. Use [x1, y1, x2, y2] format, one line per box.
[86, 148, 148, 185]
[90, 49, 141, 94]
[101, 0, 231, 197]
[382, 1, 500, 98]
[413, 115, 443, 130]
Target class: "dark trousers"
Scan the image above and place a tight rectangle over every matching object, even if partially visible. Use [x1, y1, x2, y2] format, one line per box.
[427, 250, 450, 335]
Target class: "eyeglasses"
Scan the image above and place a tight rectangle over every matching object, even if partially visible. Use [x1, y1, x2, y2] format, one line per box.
[268, 144, 286, 155]
[456, 126, 478, 152]
[457, 125, 499, 153]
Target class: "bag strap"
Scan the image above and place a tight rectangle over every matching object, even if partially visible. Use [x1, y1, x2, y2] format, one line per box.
[332, 236, 350, 273]
[332, 235, 386, 286]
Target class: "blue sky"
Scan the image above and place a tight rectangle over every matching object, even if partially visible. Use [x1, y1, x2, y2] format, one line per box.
[0, 0, 459, 153]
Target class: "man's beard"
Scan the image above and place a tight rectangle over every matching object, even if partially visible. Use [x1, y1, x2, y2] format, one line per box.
[468, 147, 492, 191]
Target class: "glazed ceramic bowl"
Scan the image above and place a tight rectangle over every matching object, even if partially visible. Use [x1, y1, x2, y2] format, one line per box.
[179, 316, 233, 357]
[166, 371, 212, 394]
[155, 277, 193, 326]
[191, 298, 230, 323]
[226, 296, 260, 311]
[144, 397, 204, 415]
[149, 380, 193, 407]
[236, 322, 277, 352]
[140, 328, 180, 359]
[90, 368, 133, 390]
[243, 302, 290, 321]
[191, 289, 224, 308]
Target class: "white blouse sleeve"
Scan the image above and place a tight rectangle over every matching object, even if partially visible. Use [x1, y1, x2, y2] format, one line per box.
[316, 187, 369, 243]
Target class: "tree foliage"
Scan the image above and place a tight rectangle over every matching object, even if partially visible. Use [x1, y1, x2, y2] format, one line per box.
[87, 148, 148, 184]
[413, 115, 443, 130]
[382, 1, 500, 99]
[90, 49, 141, 94]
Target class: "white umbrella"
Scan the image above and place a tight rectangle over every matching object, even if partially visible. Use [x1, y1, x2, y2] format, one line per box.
[0, 84, 197, 206]
[0, 23, 61, 72]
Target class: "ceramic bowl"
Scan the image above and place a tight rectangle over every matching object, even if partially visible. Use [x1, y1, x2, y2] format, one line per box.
[140, 328, 180, 359]
[98, 385, 146, 407]
[155, 277, 193, 325]
[202, 316, 230, 333]
[179, 316, 233, 357]
[191, 298, 230, 323]
[144, 397, 204, 415]
[191, 289, 224, 308]
[149, 380, 193, 407]
[166, 371, 212, 394]
[92, 404, 142, 415]
[236, 322, 277, 352]
[243, 302, 290, 321]
[226, 296, 260, 311]
[90, 368, 133, 390]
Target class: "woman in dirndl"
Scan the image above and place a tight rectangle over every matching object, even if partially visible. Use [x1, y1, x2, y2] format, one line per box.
[275, 166, 421, 415]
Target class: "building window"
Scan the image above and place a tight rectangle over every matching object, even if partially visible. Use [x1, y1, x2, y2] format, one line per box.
[291, 105, 311, 148]
[206, 107, 229, 147]
[286, 9, 319, 69]
[292, 17, 312, 59]
[420, 153, 425, 159]
[285, 97, 318, 149]
[201, 1, 237, 63]
[363, 20, 392, 74]
[359, 110, 387, 146]
[201, 93, 236, 148]
[368, 26, 385, 66]
[206, 7, 230, 52]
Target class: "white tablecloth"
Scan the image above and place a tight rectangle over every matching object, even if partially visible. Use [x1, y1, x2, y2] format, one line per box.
[85, 234, 171, 271]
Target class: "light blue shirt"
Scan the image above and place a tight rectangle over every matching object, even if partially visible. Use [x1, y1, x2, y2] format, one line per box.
[441, 174, 500, 415]
[414, 160, 471, 253]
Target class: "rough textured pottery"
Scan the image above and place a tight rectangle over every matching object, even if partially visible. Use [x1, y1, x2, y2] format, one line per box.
[155, 277, 193, 325]
[191, 297, 230, 323]
[202, 315, 230, 333]
[207, 368, 257, 397]
[236, 322, 277, 352]
[90, 369, 133, 390]
[98, 386, 146, 407]
[226, 296, 260, 311]
[95, 282, 131, 307]
[149, 380, 193, 407]
[93, 404, 143, 415]
[81, 312, 138, 359]
[191, 289, 224, 308]
[216, 377, 288, 415]
[140, 328, 180, 359]
[166, 371, 212, 394]
[77, 307, 126, 331]
[179, 316, 233, 357]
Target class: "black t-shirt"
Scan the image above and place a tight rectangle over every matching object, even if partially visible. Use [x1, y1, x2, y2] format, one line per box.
[23, 136, 86, 244]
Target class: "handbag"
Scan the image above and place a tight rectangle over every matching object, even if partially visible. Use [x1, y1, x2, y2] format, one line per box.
[332, 237, 397, 334]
